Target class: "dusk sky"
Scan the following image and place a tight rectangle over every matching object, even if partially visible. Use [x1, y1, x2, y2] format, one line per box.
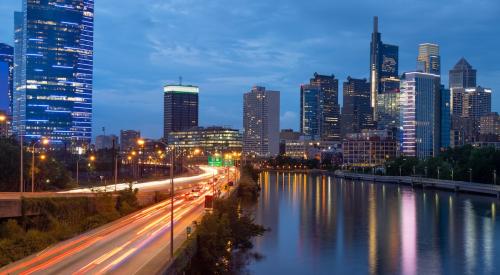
[1, 0, 499, 139]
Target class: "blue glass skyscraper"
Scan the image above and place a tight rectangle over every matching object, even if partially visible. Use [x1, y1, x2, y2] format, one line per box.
[13, 0, 94, 146]
[0, 43, 13, 115]
[400, 72, 441, 159]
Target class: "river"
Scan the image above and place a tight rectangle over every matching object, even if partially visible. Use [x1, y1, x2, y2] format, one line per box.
[247, 171, 500, 275]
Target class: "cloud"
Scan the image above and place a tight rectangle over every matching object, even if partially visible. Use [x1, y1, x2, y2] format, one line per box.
[280, 111, 298, 130]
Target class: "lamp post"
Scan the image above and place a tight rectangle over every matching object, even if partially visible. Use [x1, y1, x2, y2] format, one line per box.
[451, 168, 454, 181]
[437, 167, 440, 180]
[141, 139, 175, 259]
[469, 168, 472, 183]
[31, 138, 49, 192]
[494, 170, 497, 185]
[399, 166, 402, 177]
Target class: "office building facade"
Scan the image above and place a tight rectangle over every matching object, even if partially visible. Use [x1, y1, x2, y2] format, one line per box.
[13, 1, 94, 145]
[243, 86, 280, 157]
[163, 84, 199, 139]
[376, 89, 400, 138]
[168, 126, 242, 155]
[369, 16, 399, 120]
[449, 58, 477, 89]
[479, 112, 500, 140]
[342, 130, 398, 167]
[341, 77, 373, 137]
[400, 72, 441, 159]
[0, 43, 14, 115]
[417, 43, 440, 75]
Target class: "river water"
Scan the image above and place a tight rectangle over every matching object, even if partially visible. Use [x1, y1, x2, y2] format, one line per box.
[247, 171, 500, 275]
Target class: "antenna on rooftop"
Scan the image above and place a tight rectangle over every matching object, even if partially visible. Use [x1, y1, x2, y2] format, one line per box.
[179, 76, 183, 85]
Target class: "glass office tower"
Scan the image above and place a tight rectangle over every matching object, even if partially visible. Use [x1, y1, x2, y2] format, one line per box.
[0, 43, 14, 115]
[300, 73, 340, 141]
[400, 72, 441, 159]
[440, 85, 451, 150]
[369, 16, 399, 121]
[300, 84, 321, 139]
[13, 0, 94, 146]
[163, 84, 199, 139]
[341, 77, 373, 137]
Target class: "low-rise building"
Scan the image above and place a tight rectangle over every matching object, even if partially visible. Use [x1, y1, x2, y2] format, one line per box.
[168, 126, 242, 155]
[0, 110, 10, 137]
[342, 130, 397, 167]
[95, 135, 119, 150]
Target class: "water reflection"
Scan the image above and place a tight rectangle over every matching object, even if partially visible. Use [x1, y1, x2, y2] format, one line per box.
[249, 172, 500, 275]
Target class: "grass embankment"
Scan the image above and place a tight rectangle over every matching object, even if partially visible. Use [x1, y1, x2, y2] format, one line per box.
[183, 164, 266, 275]
[0, 187, 139, 267]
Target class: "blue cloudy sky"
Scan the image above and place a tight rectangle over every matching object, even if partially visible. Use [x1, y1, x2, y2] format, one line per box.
[1, 0, 499, 138]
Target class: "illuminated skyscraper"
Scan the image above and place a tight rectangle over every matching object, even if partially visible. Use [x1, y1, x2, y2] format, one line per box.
[417, 43, 440, 75]
[300, 73, 340, 141]
[163, 84, 199, 139]
[400, 72, 441, 159]
[376, 89, 400, 138]
[341, 77, 373, 137]
[13, 1, 94, 146]
[369, 16, 399, 121]
[0, 43, 14, 115]
[449, 58, 476, 89]
[243, 86, 280, 157]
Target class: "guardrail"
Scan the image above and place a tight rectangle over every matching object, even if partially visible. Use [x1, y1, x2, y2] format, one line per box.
[334, 171, 500, 198]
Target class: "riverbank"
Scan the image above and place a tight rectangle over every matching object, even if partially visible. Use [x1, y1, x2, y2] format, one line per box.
[167, 165, 266, 275]
[335, 171, 500, 198]
[260, 168, 500, 199]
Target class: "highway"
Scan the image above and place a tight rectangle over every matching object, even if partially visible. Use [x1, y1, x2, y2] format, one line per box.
[63, 165, 219, 193]
[0, 167, 237, 275]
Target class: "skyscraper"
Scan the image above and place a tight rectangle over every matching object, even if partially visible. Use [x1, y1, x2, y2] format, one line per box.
[440, 85, 451, 150]
[13, 1, 94, 146]
[369, 16, 399, 121]
[300, 73, 340, 141]
[0, 43, 14, 115]
[462, 86, 492, 122]
[449, 58, 476, 89]
[163, 84, 199, 139]
[341, 77, 372, 137]
[400, 72, 441, 159]
[417, 43, 440, 75]
[243, 86, 280, 157]
[376, 88, 400, 138]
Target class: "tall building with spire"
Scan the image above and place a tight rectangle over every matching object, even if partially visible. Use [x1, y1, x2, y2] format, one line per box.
[13, 1, 94, 146]
[369, 16, 399, 122]
[417, 43, 440, 75]
[449, 58, 476, 89]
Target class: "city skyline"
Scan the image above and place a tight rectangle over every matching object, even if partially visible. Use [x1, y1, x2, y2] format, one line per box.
[0, 0, 499, 138]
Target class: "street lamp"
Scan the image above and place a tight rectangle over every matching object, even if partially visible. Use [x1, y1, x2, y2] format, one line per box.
[31, 138, 49, 192]
[469, 168, 472, 183]
[437, 166, 440, 180]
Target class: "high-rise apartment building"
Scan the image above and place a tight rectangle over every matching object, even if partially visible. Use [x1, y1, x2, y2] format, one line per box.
[417, 43, 440, 75]
[0, 43, 14, 115]
[13, 1, 94, 146]
[163, 84, 199, 139]
[400, 72, 441, 159]
[479, 112, 500, 140]
[243, 86, 280, 157]
[341, 77, 372, 137]
[369, 16, 399, 121]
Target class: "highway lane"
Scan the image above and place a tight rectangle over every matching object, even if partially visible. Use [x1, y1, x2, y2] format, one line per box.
[0, 168, 237, 275]
[62, 165, 219, 193]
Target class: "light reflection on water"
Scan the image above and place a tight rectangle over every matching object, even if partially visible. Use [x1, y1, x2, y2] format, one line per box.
[248, 172, 500, 275]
